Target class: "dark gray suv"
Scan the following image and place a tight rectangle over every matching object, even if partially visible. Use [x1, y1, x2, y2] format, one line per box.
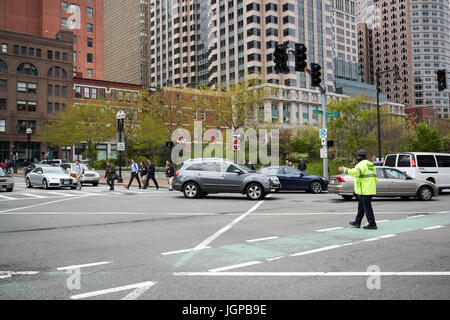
[173, 158, 280, 200]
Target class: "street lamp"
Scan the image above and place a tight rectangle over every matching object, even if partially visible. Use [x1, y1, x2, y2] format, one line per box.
[116, 110, 126, 183]
[375, 66, 402, 161]
[26, 128, 32, 164]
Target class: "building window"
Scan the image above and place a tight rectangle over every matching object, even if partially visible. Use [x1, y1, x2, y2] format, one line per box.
[0, 119, 5, 132]
[87, 53, 93, 63]
[28, 101, 36, 112]
[0, 99, 6, 110]
[61, 1, 68, 12]
[61, 18, 68, 29]
[55, 103, 60, 112]
[91, 88, 97, 100]
[87, 23, 93, 33]
[0, 79, 6, 91]
[62, 86, 67, 97]
[47, 102, 52, 113]
[17, 82, 27, 92]
[100, 88, 105, 100]
[28, 83, 37, 94]
[1, 43, 7, 53]
[54, 85, 60, 96]
[87, 69, 93, 78]
[87, 7, 93, 18]
[36, 48, 41, 57]
[87, 38, 93, 48]
[17, 63, 38, 76]
[84, 87, 90, 99]
[75, 86, 81, 98]
[47, 50, 53, 59]
[55, 51, 60, 60]
[17, 100, 27, 111]
[0, 60, 7, 73]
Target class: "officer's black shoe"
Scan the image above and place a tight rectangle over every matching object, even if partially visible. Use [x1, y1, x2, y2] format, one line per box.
[363, 224, 378, 230]
[349, 221, 360, 228]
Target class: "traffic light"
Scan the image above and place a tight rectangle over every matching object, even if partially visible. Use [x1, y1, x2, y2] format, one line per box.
[273, 44, 289, 74]
[310, 63, 322, 87]
[327, 140, 334, 148]
[437, 69, 447, 91]
[295, 43, 307, 72]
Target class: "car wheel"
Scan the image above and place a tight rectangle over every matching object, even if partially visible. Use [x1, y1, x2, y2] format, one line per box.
[42, 179, 49, 190]
[341, 195, 353, 200]
[6, 187, 13, 192]
[309, 181, 323, 194]
[183, 182, 200, 199]
[246, 183, 265, 200]
[26, 178, 33, 188]
[93, 182, 99, 187]
[418, 186, 433, 201]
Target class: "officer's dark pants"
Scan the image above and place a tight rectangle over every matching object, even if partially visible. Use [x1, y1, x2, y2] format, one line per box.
[143, 174, 159, 189]
[127, 172, 142, 188]
[355, 195, 376, 225]
[107, 176, 115, 190]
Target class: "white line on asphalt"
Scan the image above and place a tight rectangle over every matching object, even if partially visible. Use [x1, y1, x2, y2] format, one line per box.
[0, 194, 17, 200]
[70, 281, 156, 300]
[174, 271, 450, 277]
[422, 225, 444, 230]
[21, 193, 47, 199]
[121, 282, 155, 300]
[0, 275, 11, 279]
[56, 261, 112, 271]
[361, 237, 380, 242]
[290, 244, 348, 257]
[246, 236, 279, 243]
[0, 194, 93, 214]
[407, 214, 426, 219]
[266, 256, 285, 261]
[0, 271, 39, 275]
[161, 246, 211, 255]
[208, 261, 262, 273]
[46, 191, 75, 197]
[316, 227, 343, 232]
[377, 220, 390, 223]
[193, 195, 271, 250]
[378, 234, 396, 239]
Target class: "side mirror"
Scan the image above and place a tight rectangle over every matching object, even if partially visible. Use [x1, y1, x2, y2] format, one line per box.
[235, 169, 243, 175]
[406, 176, 412, 180]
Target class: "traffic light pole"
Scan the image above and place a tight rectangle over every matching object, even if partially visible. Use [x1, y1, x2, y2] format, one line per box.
[320, 86, 328, 180]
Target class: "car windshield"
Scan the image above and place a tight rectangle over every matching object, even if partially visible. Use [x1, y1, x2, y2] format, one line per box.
[42, 167, 67, 174]
[81, 164, 92, 170]
[235, 163, 254, 173]
[0, 167, 5, 176]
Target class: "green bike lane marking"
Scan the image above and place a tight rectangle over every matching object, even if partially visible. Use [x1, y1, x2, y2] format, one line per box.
[166, 212, 450, 271]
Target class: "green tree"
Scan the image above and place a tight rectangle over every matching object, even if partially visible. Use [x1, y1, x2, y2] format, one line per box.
[410, 124, 444, 152]
[290, 126, 321, 161]
[40, 103, 116, 166]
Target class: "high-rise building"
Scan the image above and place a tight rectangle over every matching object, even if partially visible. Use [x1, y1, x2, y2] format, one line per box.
[357, 0, 450, 122]
[0, 0, 104, 80]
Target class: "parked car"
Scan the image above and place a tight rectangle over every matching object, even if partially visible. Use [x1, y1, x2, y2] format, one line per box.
[172, 158, 280, 200]
[25, 165, 76, 189]
[328, 166, 439, 201]
[60, 163, 100, 186]
[39, 159, 63, 166]
[257, 165, 328, 193]
[0, 167, 14, 192]
[383, 152, 450, 194]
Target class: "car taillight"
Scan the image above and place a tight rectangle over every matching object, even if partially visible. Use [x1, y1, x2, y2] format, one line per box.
[175, 171, 179, 176]
[411, 159, 416, 167]
[337, 176, 346, 183]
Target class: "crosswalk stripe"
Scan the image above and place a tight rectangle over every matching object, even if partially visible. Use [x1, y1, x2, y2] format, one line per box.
[21, 193, 47, 199]
[0, 194, 17, 200]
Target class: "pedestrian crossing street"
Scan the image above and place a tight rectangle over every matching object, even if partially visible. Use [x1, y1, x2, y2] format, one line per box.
[0, 184, 168, 202]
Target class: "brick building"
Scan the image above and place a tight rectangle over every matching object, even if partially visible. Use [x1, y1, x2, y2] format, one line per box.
[0, 29, 73, 163]
[0, 0, 104, 79]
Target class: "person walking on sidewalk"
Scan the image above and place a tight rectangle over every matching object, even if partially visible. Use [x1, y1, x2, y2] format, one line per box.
[74, 160, 83, 190]
[165, 160, 175, 191]
[126, 159, 141, 189]
[139, 161, 147, 186]
[298, 159, 307, 175]
[143, 158, 159, 190]
[105, 161, 117, 190]
[338, 149, 378, 230]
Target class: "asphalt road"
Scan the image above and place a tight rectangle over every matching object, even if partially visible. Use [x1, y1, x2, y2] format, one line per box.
[0, 177, 449, 300]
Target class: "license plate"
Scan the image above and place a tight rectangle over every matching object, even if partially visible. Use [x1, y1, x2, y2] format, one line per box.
[331, 179, 337, 184]
[63, 180, 70, 185]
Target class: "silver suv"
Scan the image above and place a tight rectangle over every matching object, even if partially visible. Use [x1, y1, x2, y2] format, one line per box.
[173, 158, 280, 200]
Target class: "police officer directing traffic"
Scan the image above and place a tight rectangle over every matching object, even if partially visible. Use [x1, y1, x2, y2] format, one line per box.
[338, 149, 378, 230]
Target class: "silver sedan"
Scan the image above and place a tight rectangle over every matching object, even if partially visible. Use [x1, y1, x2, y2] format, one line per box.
[328, 166, 439, 201]
[25, 165, 76, 189]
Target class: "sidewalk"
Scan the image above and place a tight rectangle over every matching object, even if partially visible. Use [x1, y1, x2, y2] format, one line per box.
[11, 170, 170, 189]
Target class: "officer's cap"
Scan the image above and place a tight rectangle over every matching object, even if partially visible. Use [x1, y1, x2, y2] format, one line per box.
[356, 149, 368, 156]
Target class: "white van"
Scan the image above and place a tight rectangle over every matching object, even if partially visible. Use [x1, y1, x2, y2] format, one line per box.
[384, 152, 450, 193]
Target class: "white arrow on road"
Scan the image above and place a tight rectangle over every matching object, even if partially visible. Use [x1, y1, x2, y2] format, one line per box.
[70, 281, 156, 300]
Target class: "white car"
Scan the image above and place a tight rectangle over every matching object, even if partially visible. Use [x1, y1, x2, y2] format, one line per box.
[26, 165, 76, 189]
[383, 152, 450, 194]
[60, 163, 100, 186]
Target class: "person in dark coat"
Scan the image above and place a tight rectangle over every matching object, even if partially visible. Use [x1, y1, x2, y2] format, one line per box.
[143, 158, 159, 190]
[139, 161, 147, 186]
[298, 159, 307, 174]
[105, 161, 117, 190]
[165, 160, 175, 191]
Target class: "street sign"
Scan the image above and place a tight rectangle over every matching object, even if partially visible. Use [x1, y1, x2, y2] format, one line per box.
[319, 129, 327, 139]
[117, 142, 125, 151]
[320, 148, 327, 159]
[233, 139, 240, 151]
[313, 110, 323, 115]
[327, 112, 339, 118]
[321, 138, 326, 146]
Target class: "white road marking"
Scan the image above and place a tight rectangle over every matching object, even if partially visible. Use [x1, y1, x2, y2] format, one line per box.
[422, 225, 444, 230]
[121, 283, 155, 300]
[246, 236, 279, 243]
[21, 193, 47, 199]
[174, 271, 450, 277]
[377, 220, 390, 223]
[361, 237, 380, 242]
[0, 194, 93, 214]
[0, 271, 39, 279]
[266, 256, 285, 261]
[193, 195, 271, 250]
[46, 191, 75, 197]
[316, 227, 343, 232]
[70, 281, 156, 300]
[407, 214, 426, 219]
[290, 244, 346, 257]
[161, 247, 211, 255]
[208, 261, 262, 273]
[0, 194, 17, 200]
[56, 261, 112, 271]
[378, 234, 396, 239]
